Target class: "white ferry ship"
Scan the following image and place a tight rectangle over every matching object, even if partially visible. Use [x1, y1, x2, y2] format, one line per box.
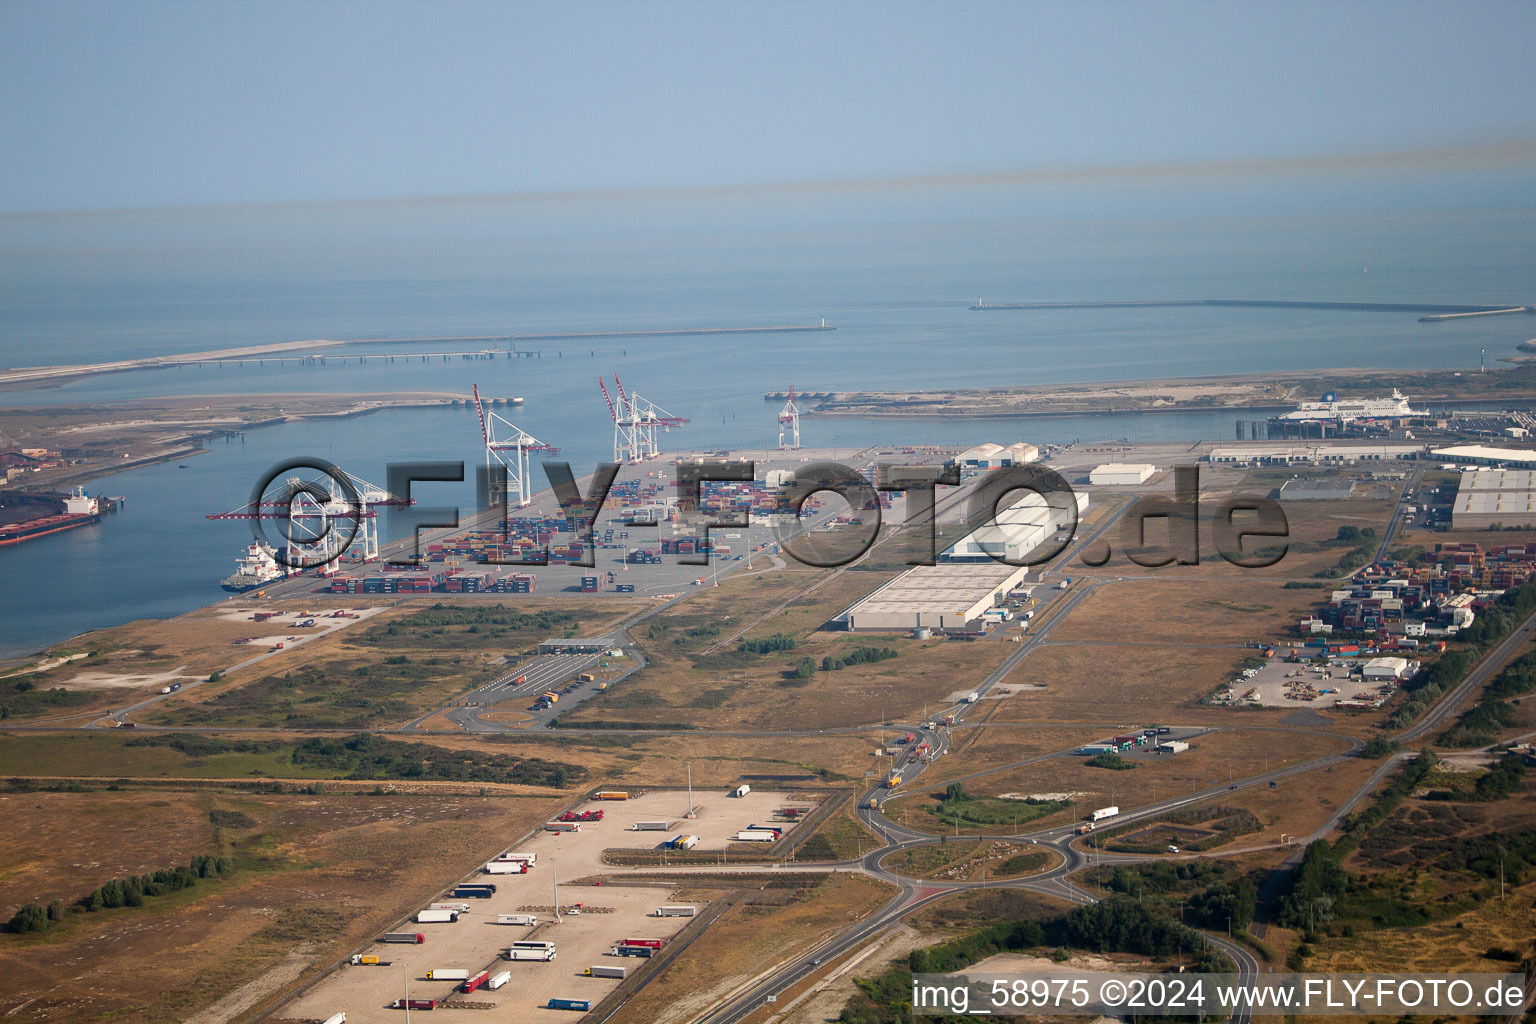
[1278, 388, 1419, 423]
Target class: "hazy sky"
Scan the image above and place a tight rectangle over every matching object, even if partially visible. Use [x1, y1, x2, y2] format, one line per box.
[3, 0, 1535, 213]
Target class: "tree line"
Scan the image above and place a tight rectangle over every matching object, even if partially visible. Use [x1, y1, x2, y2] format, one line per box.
[7, 855, 233, 934]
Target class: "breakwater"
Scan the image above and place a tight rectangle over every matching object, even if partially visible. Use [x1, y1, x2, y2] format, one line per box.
[971, 298, 1531, 315]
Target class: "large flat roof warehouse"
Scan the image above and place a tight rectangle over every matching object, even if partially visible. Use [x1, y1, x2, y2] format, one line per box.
[844, 561, 1032, 630]
[1089, 463, 1156, 486]
[1432, 444, 1536, 469]
[1207, 443, 1424, 464]
[1451, 467, 1536, 529]
[1458, 468, 1536, 492]
[941, 488, 1088, 563]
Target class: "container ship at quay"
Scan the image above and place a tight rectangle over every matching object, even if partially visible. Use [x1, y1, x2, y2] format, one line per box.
[0, 487, 101, 547]
[221, 542, 292, 592]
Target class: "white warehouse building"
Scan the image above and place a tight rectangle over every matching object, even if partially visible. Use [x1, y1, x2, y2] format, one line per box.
[956, 441, 1040, 469]
[845, 562, 1033, 631]
[844, 487, 1086, 631]
[941, 489, 1090, 563]
[1089, 463, 1157, 486]
[1362, 657, 1416, 681]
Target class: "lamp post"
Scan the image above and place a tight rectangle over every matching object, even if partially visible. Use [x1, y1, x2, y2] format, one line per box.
[552, 856, 560, 923]
[686, 760, 695, 818]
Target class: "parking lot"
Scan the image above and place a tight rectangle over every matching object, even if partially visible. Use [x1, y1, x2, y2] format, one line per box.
[1215, 658, 1397, 709]
[282, 788, 810, 1023]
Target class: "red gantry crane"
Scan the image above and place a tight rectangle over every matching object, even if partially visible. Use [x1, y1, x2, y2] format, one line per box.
[207, 467, 410, 575]
[600, 374, 687, 462]
[473, 384, 558, 508]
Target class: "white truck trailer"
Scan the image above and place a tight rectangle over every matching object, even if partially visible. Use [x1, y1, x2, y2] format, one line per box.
[656, 905, 697, 917]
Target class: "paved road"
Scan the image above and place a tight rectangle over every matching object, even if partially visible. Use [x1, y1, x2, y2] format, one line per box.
[1371, 463, 1426, 566]
[1398, 604, 1536, 742]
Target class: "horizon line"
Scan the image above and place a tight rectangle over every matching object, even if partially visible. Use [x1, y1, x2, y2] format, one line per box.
[5, 135, 1536, 220]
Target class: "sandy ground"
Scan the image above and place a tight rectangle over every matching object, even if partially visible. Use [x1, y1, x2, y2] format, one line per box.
[5, 652, 89, 676]
[60, 418, 251, 433]
[216, 604, 386, 649]
[64, 666, 202, 690]
[282, 789, 804, 1024]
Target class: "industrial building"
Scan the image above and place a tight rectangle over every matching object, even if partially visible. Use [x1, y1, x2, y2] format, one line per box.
[955, 442, 1040, 469]
[844, 561, 1032, 631]
[1451, 468, 1536, 529]
[1207, 443, 1424, 466]
[1155, 740, 1189, 754]
[940, 489, 1089, 563]
[1279, 477, 1356, 501]
[1432, 444, 1536, 470]
[537, 638, 614, 655]
[1362, 657, 1416, 681]
[1089, 463, 1156, 486]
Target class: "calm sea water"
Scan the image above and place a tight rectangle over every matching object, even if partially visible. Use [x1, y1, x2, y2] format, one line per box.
[2, 166, 1534, 656]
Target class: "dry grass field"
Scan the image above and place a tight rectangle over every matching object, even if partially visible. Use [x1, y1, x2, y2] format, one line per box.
[888, 727, 1363, 842]
[135, 597, 630, 729]
[0, 729, 884, 796]
[990, 641, 1253, 725]
[1294, 788, 1536, 1023]
[564, 572, 1016, 730]
[1059, 492, 1397, 581]
[906, 725, 1108, 790]
[607, 873, 896, 1024]
[0, 787, 565, 1024]
[1049, 578, 1322, 645]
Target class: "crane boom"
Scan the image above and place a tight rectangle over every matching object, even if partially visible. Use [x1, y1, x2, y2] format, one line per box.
[598, 377, 618, 423]
[471, 384, 490, 445]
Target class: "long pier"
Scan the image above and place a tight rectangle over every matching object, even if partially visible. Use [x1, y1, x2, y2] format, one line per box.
[971, 298, 1533, 316]
[0, 323, 835, 388]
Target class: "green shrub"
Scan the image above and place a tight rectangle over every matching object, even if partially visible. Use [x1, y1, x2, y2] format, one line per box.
[738, 633, 797, 654]
[821, 646, 899, 672]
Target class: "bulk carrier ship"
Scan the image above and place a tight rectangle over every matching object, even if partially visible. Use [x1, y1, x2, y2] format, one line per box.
[0, 487, 101, 547]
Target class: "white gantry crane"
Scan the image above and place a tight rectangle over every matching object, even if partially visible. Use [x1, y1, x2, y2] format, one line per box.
[778, 385, 801, 450]
[208, 467, 409, 574]
[474, 384, 558, 508]
[599, 374, 689, 463]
